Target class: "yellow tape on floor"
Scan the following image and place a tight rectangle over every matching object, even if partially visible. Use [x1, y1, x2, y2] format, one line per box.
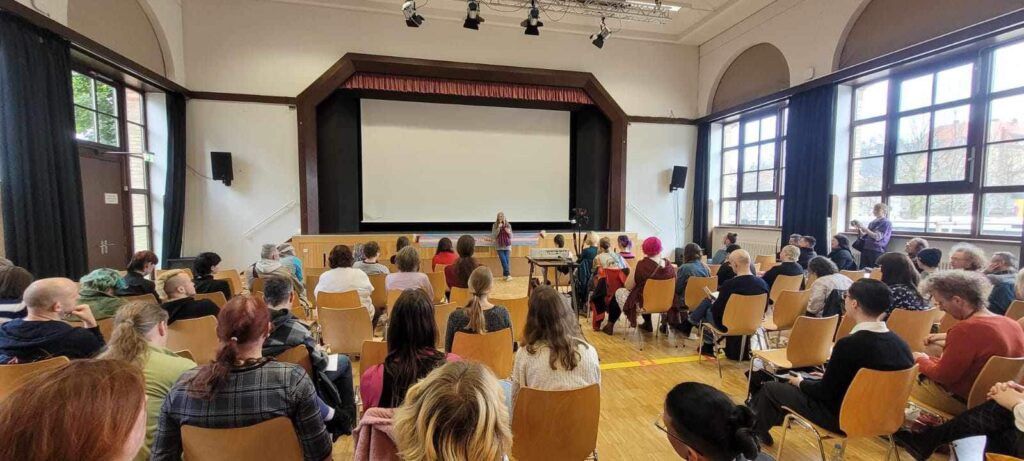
[600, 355, 702, 370]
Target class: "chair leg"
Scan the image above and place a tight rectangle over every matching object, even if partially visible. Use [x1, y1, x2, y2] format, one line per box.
[740, 335, 748, 362]
[715, 333, 723, 378]
[778, 414, 792, 460]
[886, 434, 901, 461]
[814, 432, 827, 461]
[746, 356, 756, 399]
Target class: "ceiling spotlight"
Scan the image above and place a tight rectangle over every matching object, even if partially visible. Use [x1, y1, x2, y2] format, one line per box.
[521, 1, 543, 36]
[464, 0, 484, 30]
[402, 0, 424, 27]
[590, 17, 611, 48]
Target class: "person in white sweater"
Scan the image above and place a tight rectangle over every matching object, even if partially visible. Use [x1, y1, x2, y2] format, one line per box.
[315, 244, 374, 316]
[511, 285, 600, 404]
[806, 256, 853, 316]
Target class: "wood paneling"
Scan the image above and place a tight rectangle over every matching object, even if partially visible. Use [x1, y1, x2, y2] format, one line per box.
[189, 92, 296, 105]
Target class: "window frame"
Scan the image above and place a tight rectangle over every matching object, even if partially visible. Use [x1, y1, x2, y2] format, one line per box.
[718, 104, 787, 229]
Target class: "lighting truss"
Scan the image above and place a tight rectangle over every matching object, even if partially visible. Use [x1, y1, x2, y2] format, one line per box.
[481, 0, 680, 23]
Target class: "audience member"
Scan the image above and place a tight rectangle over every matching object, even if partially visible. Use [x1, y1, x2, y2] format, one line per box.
[0, 359, 147, 461]
[796, 236, 818, 269]
[247, 243, 311, 310]
[77, 268, 127, 320]
[610, 237, 676, 334]
[554, 234, 573, 275]
[390, 236, 411, 265]
[762, 245, 804, 293]
[316, 244, 374, 317]
[750, 278, 914, 446]
[1016, 269, 1024, 304]
[710, 232, 738, 264]
[950, 243, 986, 272]
[513, 285, 600, 403]
[916, 248, 942, 279]
[676, 243, 711, 309]
[493, 211, 513, 281]
[661, 382, 770, 461]
[277, 242, 304, 281]
[805, 257, 853, 316]
[393, 361, 511, 461]
[912, 270, 1024, 416]
[151, 295, 333, 461]
[594, 236, 626, 270]
[159, 270, 220, 324]
[0, 266, 32, 323]
[687, 250, 768, 355]
[191, 252, 232, 301]
[444, 266, 511, 352]
[985, 251, 1018, 315]
[787, 234, 802, 247]
[385, 246, 434, 301]
[0, 278, 104, 362]
[851, 202, 893, 269]
[99, 302, 196, 461]
[431, 237, 458, 272]
[716, 244, 756, 285]
[876, 252, 929, 315]
[119, 250, 160, 300]
[445, 235, 482, 289]
[827, 234, 857, 271]
[362, 289, 458, 409]
[617, 234, 635, 260]
[576, 232, 600, 305]
[905, 237, 929, 270]
[354, 241, 390, 276]
[262, 278, 356, 433]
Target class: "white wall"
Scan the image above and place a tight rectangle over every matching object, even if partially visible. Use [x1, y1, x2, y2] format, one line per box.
[625, 123, 696, 252]
[14, 0, 68, 25]
[141, 0, 186, 85]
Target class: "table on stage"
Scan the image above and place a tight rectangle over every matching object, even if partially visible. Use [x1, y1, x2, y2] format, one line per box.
[526, 257, 581, 312]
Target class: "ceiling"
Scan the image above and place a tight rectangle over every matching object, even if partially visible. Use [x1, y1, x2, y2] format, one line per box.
[266, 0, 777, 44]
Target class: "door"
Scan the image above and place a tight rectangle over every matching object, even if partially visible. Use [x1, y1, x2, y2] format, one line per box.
[79, 146, 131, 270]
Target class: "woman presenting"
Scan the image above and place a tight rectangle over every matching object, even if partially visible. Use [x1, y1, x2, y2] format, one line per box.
[852, 202, 892, 269]
[492, 212, 513, 281]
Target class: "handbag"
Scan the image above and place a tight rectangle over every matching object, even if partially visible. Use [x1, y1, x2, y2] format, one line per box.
[852, 237, 865, 252]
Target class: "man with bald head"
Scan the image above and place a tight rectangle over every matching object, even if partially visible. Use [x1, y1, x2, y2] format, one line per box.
[687, 249, 769, 355]
[159, 270, 219, 324]
[0, 278, 105, 363]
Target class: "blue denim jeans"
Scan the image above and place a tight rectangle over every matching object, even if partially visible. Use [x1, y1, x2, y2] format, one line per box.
[497, 249, 511, 277]
[687, 299, 718, 345]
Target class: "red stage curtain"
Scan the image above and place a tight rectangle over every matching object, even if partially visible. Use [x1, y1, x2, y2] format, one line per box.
[342, 73, 594, 105]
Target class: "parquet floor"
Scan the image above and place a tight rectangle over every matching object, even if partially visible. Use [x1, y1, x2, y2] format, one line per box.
[332, 276, 940, 461]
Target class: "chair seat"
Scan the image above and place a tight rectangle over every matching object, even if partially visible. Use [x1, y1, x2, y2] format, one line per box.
[782, 405, 847, 439]
[751, 349, 792, 370]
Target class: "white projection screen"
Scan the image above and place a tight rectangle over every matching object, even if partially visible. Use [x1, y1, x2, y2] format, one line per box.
[360, 99, 571, 223]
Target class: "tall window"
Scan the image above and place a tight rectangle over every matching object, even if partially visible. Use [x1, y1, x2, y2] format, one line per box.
[846, 40, 1024, 239]
[719, 105, 787, 227]
[73, 71, 120, 147]
[125, 88, 152, 252]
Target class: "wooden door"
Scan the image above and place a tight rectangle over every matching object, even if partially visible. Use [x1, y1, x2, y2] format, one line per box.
[79, 147, 131, 270]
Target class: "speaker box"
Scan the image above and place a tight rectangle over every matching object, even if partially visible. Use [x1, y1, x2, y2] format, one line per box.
[670, 165, 687, 192]
[211, 152, 233, 186]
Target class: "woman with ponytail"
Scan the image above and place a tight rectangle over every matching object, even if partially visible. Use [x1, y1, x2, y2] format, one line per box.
[443, 266, 512, 352]
[100, 302, 196, 461]
[659, 382, 769, 461]
[151, 295, 333, 461]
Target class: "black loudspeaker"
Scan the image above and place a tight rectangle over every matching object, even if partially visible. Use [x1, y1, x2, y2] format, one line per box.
[670, 165, 687, 192]
[211, 152, 233, 186]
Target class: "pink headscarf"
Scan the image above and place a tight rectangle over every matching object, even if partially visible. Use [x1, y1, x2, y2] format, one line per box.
[641, 237, 662, 257]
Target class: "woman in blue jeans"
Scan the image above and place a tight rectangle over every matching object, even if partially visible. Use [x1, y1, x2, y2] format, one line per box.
[492, 211, 513, 281]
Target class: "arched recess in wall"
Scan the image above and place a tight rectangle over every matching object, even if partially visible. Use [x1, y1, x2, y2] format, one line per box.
[834, 0, 1024, 70]
[709, 43, 790, 114]
[68, 0, 168, 76]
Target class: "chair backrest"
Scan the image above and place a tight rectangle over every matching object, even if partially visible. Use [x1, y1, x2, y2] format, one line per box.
[770, 290, 810, 331]
[303, 275, 319, 306]
[319, 306, 373, 355]
[434, 264, 448, 275]
[1006, 300, 1024, 321]
[683, 276, 718, 310]
[968, 356, 1024, 408]
[368, 274, 387, 308]
[194, 291, 227, 308]
[452, 328, 514, 378]
[754, 255, 777, 270]
[213, 270, 243, 295]
[769, 274, 804, 303]
[640, 278, 676, 315]
[176, 350, 194, 361]
[450, 287, 470, 306]
[0, 356, 70, 402]
[511, 384, 600, 461]
[316, 290, 361, 309]
[869, 268, 882, 280]
[425, 271, 448, 303]
[887, 308, 939, 353]
[166, 316, 220, 365]
[721, 293, 768, 336]
[840, 270, 865, 281]
[708, 264, 721, 275]
[937, 311, 960, 333]
[987, 453, 1024, 461]
[386, 290, 404, 310]
[838, 365, 919, 438]
[785, 316, 840, 368]
[97, 317, 115, 340]
[182, 417, 303, 461]
[433, 303, 457, 349]
[834, 314, 856, 342]
[360, 340, 389, 377]
[275, 344, 313, 376]
[250, 277, 265, 294]
[492, 297, 529, 343]
[121, 293, 158, 305]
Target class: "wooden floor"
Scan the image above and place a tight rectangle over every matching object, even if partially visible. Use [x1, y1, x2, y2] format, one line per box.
[332, 276, 937, 461]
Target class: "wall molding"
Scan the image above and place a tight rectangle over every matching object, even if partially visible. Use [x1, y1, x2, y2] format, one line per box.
[627, 115, 696, 125]
[189, 91, 297, 106]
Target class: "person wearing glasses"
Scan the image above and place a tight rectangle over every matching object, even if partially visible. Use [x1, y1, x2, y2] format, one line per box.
[658, 381, 772, 460]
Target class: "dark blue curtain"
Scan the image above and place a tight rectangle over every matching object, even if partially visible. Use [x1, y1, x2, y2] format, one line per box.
[0, 13, 88, 278]
[781, 85, 837, 255]
[161, 92, 186, 267]
[691, 122, 712, 253]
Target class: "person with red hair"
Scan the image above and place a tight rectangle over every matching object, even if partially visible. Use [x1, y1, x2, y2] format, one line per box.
[601, 237, 676, 335]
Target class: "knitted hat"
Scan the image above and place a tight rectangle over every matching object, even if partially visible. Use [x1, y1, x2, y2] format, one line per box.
[917, 248, 942, 268]
[641, 237, 662, 257]
[80, 268, 125, 293]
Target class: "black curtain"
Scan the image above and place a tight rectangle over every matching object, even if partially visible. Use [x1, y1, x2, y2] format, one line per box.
[0, 13, 88, 278]
[691, 122, 712, 253]
[161, 92, 187, 267]
[317, 91, 362, 233]
[781, 85, 837, 256]
[570, 107, 611, 231]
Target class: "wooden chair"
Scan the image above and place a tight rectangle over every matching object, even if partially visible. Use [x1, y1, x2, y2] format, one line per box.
[182, 417, 303, 461]
[751, 316, 839, 396]
[0, 356, 70, 401]
[834, 314, 856, 342]
[368, 274, 387, 309]
[683, 276, 718, 310]
[275, 344, 313, 376]
[492, 296, 528, 344]
[769, 274, 804, 303]
[887, 308, 939, 353]
[511, 384, 600, 461]
[778, 365, 919, 461]
[869, 268, 883, 280]
[385, 290, 403, 310]
[988, 454, 1024, 461]
[121, 293, 158, 305]
[434, 264, 448, 276]
[425, 271, 448, 303]
[433, 303, 457, 349]
[937, 311, 960, 333]
[450, 286, 470, 306]
[628, 278, 677, 350]
[359, 339, 389, 377]
[914, 356, 1024, 419]
[176, 350, 194, 361]
[319, 306, 373, 355]
[250, 277, 265, 294]
[97, 317, 115, 340]
[194, 291, 227, 308]
[698, 293, 768, 377]
[303, 275, 319, 306]
[839, 270, 865, 281]
[213, 270, 244, 295]
[762, 290, 811, 347]
[708, 264, 721, 275]
[166, 316, 219, 365]
[1006, 300, 1024, 321]
[452, 328, 514, 379]
[754, 255, 777, 270]
[316, 290, 361, 309]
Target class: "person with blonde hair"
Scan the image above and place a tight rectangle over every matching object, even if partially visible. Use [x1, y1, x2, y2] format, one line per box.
[99, 302, 196, 461]
[158, 270, 220, 324]
[385, 246, 434, 301]
[78, 268, 128, 320]
[393, 361, 512, 461]
[593, 236, 625, 270]
[444, 266, 511, 352]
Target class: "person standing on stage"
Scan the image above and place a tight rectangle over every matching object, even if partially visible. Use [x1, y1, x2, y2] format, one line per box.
[493, 212, 513, 282]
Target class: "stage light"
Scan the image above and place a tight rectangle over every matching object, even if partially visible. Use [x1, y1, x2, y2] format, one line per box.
[402, 0, 424, 27]
[521, 0, 543, 36]
[463, 0, 485, 30]
[590, 17, 611, 48]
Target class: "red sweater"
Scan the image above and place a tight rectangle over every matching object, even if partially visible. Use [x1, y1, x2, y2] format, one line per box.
[916, 314, 1024, 398]
[432, 251, 458, 272]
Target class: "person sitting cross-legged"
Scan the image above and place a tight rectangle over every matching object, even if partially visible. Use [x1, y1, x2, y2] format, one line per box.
[686, 249, 768, 356]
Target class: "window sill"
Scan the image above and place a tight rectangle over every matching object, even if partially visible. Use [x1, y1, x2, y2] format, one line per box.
[714, 225, 783, 232]
[839, 231, 1021, 245]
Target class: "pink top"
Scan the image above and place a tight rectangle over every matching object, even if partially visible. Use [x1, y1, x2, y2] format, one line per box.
[432, 252, 458, 272]
[360, 352, 460, 409]
[384, 272, 434, 301]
